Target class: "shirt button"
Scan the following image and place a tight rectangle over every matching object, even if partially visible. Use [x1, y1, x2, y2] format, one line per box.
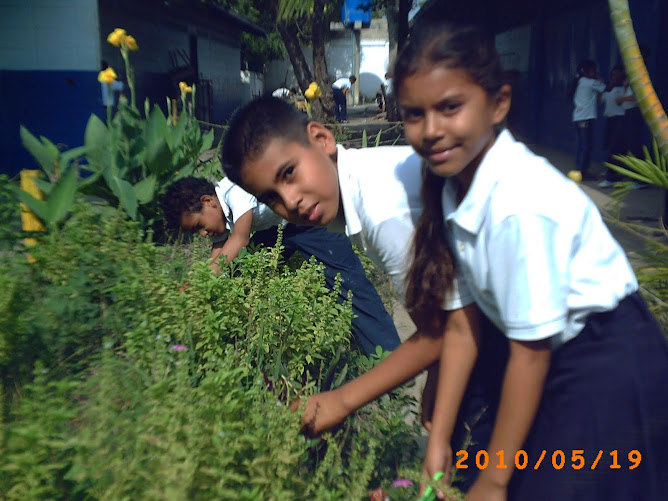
[459, 242, 465, 252]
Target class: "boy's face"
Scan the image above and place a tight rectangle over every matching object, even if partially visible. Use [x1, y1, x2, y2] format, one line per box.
[179, 195, 228, 238]
[239, 122, 340, 226]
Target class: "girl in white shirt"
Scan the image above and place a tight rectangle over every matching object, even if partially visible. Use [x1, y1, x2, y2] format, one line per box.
[394, 20, 668, 501]
[570, 60, 606, 180]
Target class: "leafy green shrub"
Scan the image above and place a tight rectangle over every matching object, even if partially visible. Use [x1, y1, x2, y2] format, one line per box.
[0, 203, 423, 499]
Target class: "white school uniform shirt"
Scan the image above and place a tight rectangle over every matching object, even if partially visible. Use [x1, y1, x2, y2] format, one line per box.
[333, 144, 473, 310]
[572, 77, 606, 122]
[621, 85, 638, 111]
[601, 86, 626, 117]
[272, 88, 291, 99]
[442, 129, 637, 348]
[333, 78, 352, 91]
[214, 177, 284, 233]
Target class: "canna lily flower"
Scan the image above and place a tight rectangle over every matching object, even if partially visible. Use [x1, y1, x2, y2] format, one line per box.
[125, 35, 139, 51]
[98, 66, 118, 84]
[304, 81, 322, 101]
[179, 81, 193, 94]
[107, 28, 127, 47]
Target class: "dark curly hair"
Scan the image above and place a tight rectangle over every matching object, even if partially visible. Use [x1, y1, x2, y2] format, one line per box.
[160, 177, 215, 230]
[222, 96, 311, 187]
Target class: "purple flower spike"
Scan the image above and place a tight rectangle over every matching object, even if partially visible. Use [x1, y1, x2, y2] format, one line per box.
[170, 344, 188, 352]
[392, 478, 413, 488]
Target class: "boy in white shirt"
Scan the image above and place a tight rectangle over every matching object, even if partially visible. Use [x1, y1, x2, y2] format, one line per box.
[598, 65, 626, 188]
[161, 176, 401, 355]
[332, 75, 356, 122]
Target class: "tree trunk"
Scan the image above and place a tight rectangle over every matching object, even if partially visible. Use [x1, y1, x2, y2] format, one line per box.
[311, 0, 335, 123]
[277, 22, 313, 96]
[608, 0, 668, 158]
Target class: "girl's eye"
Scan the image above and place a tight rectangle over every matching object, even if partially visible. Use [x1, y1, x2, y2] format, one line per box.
[440, 102, 461, 114]
[283, 166, 295, 180]
[401, 108, 423, 122]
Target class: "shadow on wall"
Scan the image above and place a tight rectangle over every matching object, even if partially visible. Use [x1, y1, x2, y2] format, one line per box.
[358, 72, 382, 99]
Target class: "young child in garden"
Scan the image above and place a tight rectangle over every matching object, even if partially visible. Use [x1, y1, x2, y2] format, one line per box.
[394, 20, 668, 500]
[160, 176, 401, 355]
[221, 96, 507, 492]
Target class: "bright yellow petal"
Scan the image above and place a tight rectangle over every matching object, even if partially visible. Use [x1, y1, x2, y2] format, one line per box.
[179, 81, 187, 92]
[125, 35, 138, 51]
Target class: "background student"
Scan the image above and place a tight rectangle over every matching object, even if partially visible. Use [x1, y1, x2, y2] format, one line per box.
[570, 59, 606, 180]
[598, 65, 627, 188]
[160, 176, 401, 355]
[393, 19, 668, 501]
[221, 96, 507, 493]
[332, 75, 356, 123]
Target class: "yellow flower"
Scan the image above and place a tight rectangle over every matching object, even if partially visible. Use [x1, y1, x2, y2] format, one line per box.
[125, 35, 138, 51]
[179, 82, 193, 94]
[98, 67, 118, 84]
[107, 28, 127, 47]
[305, 82, 322, 101]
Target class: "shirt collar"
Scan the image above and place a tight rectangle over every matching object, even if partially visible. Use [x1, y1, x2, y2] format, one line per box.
[445, 129, 513, 235]
[332, 144, 363, 237]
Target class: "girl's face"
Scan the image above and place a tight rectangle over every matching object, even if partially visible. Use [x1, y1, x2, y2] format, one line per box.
[239, 122, 341, 226]
[398, 65, 510, 192]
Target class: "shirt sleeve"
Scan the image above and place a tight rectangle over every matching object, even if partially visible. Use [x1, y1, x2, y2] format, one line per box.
[486, 214, 568, 341]
[224, 184, 258, 226]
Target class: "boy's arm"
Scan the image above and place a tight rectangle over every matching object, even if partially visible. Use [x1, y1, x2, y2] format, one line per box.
[295, 304, 479, 435]
[210, 210, 253, 268]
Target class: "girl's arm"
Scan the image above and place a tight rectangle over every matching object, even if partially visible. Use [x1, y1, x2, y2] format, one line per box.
[466, 338, 551, 501]
[293, 305, 479, 435]
[422, 304, 481, 484]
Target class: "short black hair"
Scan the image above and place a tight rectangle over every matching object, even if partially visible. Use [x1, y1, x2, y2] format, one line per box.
[161, 177, 215, 230]
[222, 96, 311, 186]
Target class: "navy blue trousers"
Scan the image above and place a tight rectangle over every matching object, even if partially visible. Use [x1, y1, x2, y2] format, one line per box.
[333, 88, 347, 122]
[250, 224, 400, 355]
[508, 292, 668, 500]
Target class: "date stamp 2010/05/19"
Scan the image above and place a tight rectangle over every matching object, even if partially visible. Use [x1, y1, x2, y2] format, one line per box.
[455, 449, 642, 471]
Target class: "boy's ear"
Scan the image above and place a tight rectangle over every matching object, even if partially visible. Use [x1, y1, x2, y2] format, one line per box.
[492, 84, 512, 125]
[306, 121, 337, 156]
[200, 194, 218, 208]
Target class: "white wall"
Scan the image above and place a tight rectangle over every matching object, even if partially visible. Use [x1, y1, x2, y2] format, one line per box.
[0, 0, 100, 71]
[265, 31, 390, 100]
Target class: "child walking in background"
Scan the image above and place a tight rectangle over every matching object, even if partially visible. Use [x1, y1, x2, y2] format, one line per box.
[394, 19, 668, 501]
[160, 176, 401, 355]
[570, 59, 606, 180]
[598, 65, 627, 188]
[221, 96, 507, 493]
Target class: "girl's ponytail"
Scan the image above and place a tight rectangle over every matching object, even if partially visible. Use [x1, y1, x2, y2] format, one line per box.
[405, 165, 455, 312]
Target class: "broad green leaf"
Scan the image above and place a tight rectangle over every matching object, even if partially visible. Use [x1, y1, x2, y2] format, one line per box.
[60, 145, 90, 170]
[375, 129, 382, 147]
[145, 138, 173, 176]
[167, 114, 188, 150]
[20, 126, 58, 177]
[44, 164, 78, 224]
[10, 186, 50, 223]
[84, 114, 108, 147]
[361, 129, 368, 148]
[200, 128, 215, 152]
[145, 106, 168, 150]
[102, 166, 138, 219]
[32, 177, 53, 196]
[133, 175, 157, 205]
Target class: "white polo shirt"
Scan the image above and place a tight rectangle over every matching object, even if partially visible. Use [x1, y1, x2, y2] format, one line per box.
[334, 144, 473, 310]
[601, 86, 626, 117]
[333, 78, 352, 91]
[622, 85, 638, 111]
[572, 77, 606, 122]
[442, 129, 637, 348]
[215, 177, 284, 232]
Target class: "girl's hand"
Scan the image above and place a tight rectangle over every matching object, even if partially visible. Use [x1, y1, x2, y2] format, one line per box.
[464, 476, 507, 501]
[289, 390, 349, 435]
[420, 438, 452, 498]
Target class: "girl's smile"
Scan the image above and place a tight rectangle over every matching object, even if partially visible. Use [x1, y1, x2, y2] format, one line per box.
[398, 65, 510, 194]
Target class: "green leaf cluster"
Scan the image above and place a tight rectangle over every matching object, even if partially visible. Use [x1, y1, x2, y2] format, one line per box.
[0, 203, 423, 499]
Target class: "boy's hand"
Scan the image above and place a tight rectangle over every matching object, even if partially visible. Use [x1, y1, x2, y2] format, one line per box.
[289, 390, 348, 435]
[179, 281, 189, 293]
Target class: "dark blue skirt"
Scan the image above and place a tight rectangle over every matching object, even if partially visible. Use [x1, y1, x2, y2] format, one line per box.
[509, 292, 668, 500]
